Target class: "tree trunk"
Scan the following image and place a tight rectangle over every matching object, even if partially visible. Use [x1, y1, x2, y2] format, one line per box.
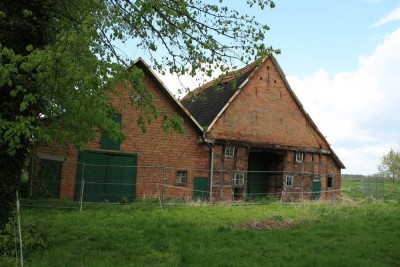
[0, 148, 27, 229]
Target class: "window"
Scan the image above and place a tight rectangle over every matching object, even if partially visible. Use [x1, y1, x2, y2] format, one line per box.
[295, 151, 304, 162]
[176, 171, 187, 184]
[225, 145, 235, 157]
[233, 172, 245, 186]
[285, 175, 293, 187]
[100, 113, 122, 151]
[327, 176, 333, 188]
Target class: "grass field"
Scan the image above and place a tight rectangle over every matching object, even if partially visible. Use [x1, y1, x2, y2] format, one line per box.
[1, 181, 400, 266]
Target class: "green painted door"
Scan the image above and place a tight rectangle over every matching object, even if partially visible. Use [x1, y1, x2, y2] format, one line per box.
[39, 159, 61, 198]
[247, 152, 268, 197]
[76, 152, 108, 202]
[107, 155, 136, 202]
[312, 180, 321, 200]
[193, 177, 208, 200]
[76, 152, 136, 202]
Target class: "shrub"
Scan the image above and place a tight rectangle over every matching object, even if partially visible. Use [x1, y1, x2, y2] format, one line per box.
[0, 219, 49, 258]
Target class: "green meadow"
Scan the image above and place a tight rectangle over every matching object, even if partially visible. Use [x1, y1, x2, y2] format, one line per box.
[1, 181, 400, 266]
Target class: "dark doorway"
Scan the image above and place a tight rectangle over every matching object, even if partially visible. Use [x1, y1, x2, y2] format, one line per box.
[247, 151, 284, 198]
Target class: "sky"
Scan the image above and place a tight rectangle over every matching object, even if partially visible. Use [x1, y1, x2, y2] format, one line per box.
[124, 0, 400, 175]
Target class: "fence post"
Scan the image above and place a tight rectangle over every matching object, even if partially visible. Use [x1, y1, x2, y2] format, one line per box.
[157, 184, 163, 210]
[16, 191, 24, 267]
[162, 166, 167, 202]
[79, 163, 86, 212]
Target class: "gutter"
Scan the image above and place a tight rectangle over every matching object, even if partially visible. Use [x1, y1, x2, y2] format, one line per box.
[202, 132, 214, 203]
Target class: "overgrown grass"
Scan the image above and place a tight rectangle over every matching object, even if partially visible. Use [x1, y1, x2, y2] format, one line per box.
[2, 199, 400, 267]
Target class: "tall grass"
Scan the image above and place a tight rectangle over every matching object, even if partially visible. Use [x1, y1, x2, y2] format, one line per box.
[2, 199, 399, 267]
[2, 178, 399, 266]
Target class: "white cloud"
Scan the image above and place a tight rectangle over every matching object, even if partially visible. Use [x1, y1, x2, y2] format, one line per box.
[374, 6, 400, 27]
[288, 27, 400, 174]
[334, 143, 395, 175]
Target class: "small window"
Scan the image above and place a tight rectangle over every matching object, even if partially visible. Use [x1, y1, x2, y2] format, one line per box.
[327, 176, 333, 188]
[225, 145, 235, 157]
[285, 175, 293, 187]
[176, 171, 187, 185]
[233, 172, 245, 186]
[295, 152, 304, 162]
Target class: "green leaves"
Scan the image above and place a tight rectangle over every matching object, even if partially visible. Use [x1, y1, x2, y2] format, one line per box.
[0, 0, 276, 227]
[100, 0, 278, 89]
[378, 148, 400, 182]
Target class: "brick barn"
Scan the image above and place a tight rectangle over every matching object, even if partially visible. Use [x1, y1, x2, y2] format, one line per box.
[34, 58, 210, 202]
[181, 56, 345, 201]
[33, 56, 344, 202]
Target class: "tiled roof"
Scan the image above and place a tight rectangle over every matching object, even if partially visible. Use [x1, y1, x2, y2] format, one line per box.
[181, 60, 259, 127]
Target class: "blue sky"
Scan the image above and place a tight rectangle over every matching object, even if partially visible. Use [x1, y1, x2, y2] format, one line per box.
[125, 1, 400, 175]
[261, 0, 399, 75]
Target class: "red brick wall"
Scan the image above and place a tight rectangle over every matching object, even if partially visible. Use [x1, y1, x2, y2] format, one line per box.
[208, 58, 341, 200]
[209, 145, 341, 201]
[209, 58, 329, 149]
[42, 64, 210, 200]
[34, 58, 342, 202]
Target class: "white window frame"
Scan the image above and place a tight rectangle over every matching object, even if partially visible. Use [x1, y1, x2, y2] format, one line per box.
[176, 170, 187, 184]
[295, 151, 304, 162]
[225, 145, 235, 157]
[233, 172, 245, 186]
[285, 175, 293, 187]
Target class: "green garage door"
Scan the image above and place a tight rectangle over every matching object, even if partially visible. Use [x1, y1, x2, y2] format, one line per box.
[76, 152, 108, 202]
[76, 152, 136, 202]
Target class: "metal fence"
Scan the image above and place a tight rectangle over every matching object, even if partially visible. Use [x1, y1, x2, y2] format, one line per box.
[341, 176, 386, 199]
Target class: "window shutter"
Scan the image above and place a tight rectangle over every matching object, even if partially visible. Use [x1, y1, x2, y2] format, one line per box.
[100, 113, 122, 151]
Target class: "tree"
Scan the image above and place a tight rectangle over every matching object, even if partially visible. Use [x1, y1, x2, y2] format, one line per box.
[378, 148, 400, 183]
[0, 0, 277, 227]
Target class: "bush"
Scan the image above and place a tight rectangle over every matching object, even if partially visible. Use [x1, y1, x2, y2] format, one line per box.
[0, 219, 49, 258]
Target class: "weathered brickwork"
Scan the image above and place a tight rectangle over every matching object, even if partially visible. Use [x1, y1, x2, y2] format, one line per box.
[208, 58, 342, 201]
[35, 57, 343, 202]
[36, 61, 210, 200]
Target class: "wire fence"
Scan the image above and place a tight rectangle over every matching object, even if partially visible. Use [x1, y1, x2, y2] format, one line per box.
[22, 161, 340, 210]
[340, 175, 392, 200]
[22, 160, 400, 211]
